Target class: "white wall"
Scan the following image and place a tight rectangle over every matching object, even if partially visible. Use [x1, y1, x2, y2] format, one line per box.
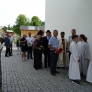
[45, 0, 92, 57]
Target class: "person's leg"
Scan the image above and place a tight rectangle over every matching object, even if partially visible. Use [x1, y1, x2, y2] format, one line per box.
[24, 52, 26, 61]
[50, 51, 56, 75]
[54, 54, 59, 73]
[48, 52, 50, 67]
[21, 52, 24, 61]
[63, 53, 66, 68]
[5, 47, 8, 56]
[30, 46, 33, 59]
[27, 47, 29, 59]
[44, 52, 47, 68]
[8, 47, 11, 56]
[11, 44, 12, 55]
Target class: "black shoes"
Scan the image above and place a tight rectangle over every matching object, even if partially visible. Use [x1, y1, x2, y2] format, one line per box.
[51, 73, 56, 76]
[55, 71, 60, 73]
[72, 80, 80, 84]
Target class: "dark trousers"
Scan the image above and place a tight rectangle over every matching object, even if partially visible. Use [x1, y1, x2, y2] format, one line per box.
[5, 47, 10, 56]
[10, 44, 12, 55]
[69, 51, 71, 60]
[44, 50, 50, 67]
[50, 50, 59, 74]
[27, 46, 32, 59]
[34, 49, 42, 69]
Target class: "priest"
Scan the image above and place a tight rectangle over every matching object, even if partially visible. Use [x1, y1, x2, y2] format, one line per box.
[57, 32, 67, 69]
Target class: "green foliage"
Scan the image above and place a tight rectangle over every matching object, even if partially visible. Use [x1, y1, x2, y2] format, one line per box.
[30, 16, 42, 26]
[13, 14, 31, 35]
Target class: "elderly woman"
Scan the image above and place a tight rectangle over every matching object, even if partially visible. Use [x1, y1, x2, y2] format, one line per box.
[33, 33, 43, 70]
[20, 34, 27, 61]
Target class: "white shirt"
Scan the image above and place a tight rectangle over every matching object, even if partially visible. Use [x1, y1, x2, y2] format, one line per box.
[26, 36, 34, 46]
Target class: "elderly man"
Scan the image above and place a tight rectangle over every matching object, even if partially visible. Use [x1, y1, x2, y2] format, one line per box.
[4, 33, 11, 57]
[48, 30, 60, 76]
[68, 29, 76, 59]
[9, 34, 14, 56]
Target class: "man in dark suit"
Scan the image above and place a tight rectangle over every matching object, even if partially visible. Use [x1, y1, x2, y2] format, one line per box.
[4, 33, 11, 57]
[42, 30, 51, 68]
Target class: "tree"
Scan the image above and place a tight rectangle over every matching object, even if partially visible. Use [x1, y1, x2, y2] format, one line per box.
[13, 14, 30, 35]
[30, 16, 41, 26]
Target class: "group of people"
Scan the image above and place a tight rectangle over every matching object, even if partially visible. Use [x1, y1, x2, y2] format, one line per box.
[4, 29, 92, 85]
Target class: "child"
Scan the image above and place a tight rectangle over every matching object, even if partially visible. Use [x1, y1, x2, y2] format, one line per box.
[86, 59, 92, 83]
[79, 35, 90, 76]
[69, 35, 80, 84]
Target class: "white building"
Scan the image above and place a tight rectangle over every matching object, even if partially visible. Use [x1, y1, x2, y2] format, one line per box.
[45, 0, 92, 58]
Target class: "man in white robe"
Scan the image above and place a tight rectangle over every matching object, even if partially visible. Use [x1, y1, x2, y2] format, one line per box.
[58, 32, 67, 68]
[69, 35, 80, 84]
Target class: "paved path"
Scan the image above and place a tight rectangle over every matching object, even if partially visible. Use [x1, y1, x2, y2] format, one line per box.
[1, 46, 92, 92]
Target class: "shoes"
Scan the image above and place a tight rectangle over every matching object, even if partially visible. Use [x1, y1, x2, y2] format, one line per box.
[72, 80, 80, 84]
[31, 57, 33, 59]
[51, 73, 56, 76]
[62, 67, 66, 69]
[9, 54, 13, 56]
[55, 71, 60, 73]
[5, 55, 9, 57]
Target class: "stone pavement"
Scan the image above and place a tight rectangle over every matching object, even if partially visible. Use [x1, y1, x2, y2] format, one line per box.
[1, 46, 92, 92]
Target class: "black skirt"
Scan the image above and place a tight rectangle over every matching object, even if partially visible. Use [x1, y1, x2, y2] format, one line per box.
[34, 49, 42, 69]
[21, 46, 27, 52]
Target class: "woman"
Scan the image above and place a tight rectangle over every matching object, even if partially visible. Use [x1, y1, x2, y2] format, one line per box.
[16, 36, 21, 55]
[33, 33, 43, 70]
[20, 34, 27, 61]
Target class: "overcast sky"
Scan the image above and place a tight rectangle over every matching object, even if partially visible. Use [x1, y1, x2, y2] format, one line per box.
[0, 0, 45, 26]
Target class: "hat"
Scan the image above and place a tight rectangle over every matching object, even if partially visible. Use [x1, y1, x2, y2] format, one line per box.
[46, 30, 51, 33]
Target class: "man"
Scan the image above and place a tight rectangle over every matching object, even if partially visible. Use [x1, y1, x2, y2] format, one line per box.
[48, 30, 60, 76]
[58, 32, 67, 69]
[26, 32, 34, 59]
[4, 33, 11, 57]
[42, 30, 51, 68]
[9, 34, 13, 55]
[68, 29, 76, 59]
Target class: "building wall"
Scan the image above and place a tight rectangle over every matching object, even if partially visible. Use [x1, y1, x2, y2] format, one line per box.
[45, 0, 92, 58]
[21, 30, 38, 36]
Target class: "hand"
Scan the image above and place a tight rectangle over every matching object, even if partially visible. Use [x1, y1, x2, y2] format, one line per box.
[39, 48, 41, 50]
[62, 41, 65, 44]
[55, 48, 59, 52]
[78, 58, 80, 62]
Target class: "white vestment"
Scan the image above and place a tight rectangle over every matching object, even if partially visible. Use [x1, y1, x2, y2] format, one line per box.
[81, 41, 90, 75]
[57, 38, 67, 67]
[77, 41, 82, 72]
[69, 41, 80, 80]
[86, 59, 92, 83]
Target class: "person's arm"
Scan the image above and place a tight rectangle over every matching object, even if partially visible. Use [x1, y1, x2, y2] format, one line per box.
[33, 39, 41, 50]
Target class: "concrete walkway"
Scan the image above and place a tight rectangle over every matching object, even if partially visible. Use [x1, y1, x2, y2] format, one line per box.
[1, 46, 92, 92]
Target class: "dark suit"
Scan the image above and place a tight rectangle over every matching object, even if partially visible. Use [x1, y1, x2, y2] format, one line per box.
[42, 36, 50, 67]
[4, 37, 11, 56]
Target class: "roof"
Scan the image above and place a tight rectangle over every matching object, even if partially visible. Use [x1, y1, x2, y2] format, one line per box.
[6, 30, 13, 32]
[0, 26, 3, 29]
[20, 26, 45, 31]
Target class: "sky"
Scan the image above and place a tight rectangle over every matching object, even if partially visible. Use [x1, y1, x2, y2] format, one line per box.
[0, 0, 45, 26]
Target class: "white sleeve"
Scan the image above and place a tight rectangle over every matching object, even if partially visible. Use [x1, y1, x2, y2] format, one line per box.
[71, 44, 79, 61]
